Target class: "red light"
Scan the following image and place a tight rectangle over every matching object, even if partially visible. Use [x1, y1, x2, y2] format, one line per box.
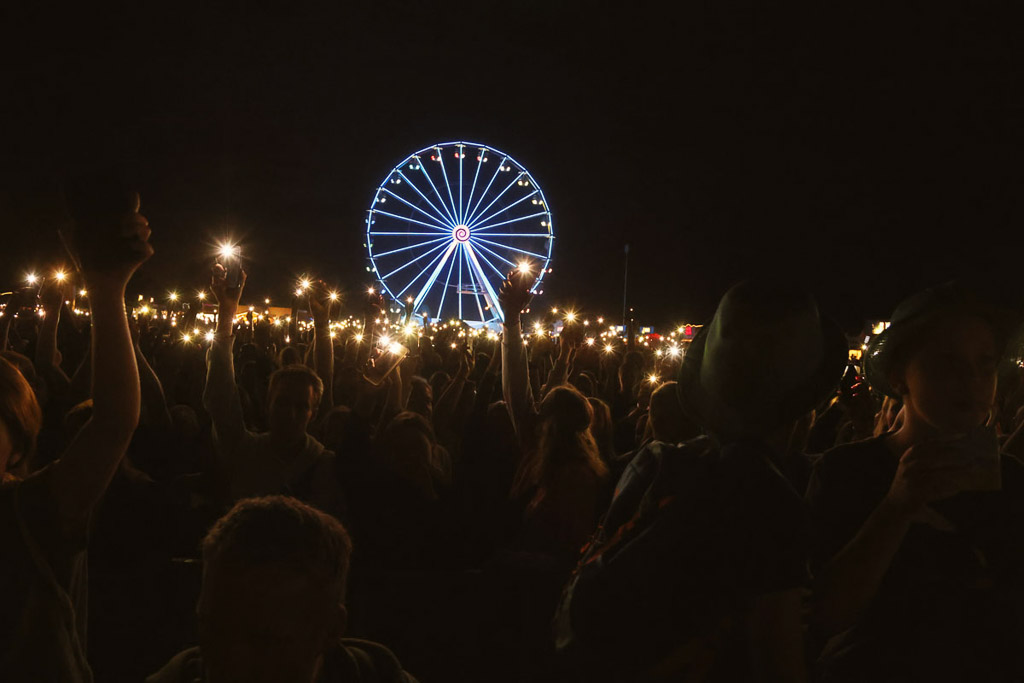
[685, 325, 693, 336]
[430, 155, 435, 161]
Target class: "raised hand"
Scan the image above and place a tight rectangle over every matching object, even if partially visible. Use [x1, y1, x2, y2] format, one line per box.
[307, 279, 333, 326]
[498, 268, 534, 324]
[211, 263, 246, 335]
[61, 190, 153, 290]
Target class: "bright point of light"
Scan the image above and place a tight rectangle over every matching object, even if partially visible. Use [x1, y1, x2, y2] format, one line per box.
[668, 346, 681, 357]
[218, 243, 238, 260]
[329, 331, 337, 338]
[26, 273, 38, 285]
[387, 342, 403, 354]
[655, 349, 663, 357]
[367, 286, 375, 295]
[450, 343, 457, 349]
[586, 338, 595, 346]
[354, 333, 364, 342]
[204, 331, 215, 342]
[54, 270, 67, 282]
[273, 319, 282, 326]
[198, 291, 206, 300]
[79, 289, 87, 297]
[565, 311, 577, 323]
[648, 374, 659, 384]
[264, 298, 271, 304]
[551, 307, 558, 314]
[169, 292, 178, 301]
[597, 317, 604, 324]
[516, 262, 531, 274]
[604, 344, 614, 354]
[139, 305, 150, 315]
[329, 291, 339, 301]
[406, 296, 414, 304]
[300, 279, 311, 290]
[295, 289, 303, 297]
[378, 335, 392, 347]
[182, 333, 191, 342]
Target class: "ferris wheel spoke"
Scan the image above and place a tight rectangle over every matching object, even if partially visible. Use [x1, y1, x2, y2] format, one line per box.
[371, 235, 449, 259]
[370, 231, 452, 236]
[410, 241, 459, 310]
[419, 155, 459, 226]
[463, 148, 486, 229]
[371, 209, 451, 233]
[436, 148, 460, 226]
[467, 189, 539, 231]
[467, 211, 550, 233]
[381, 188, 453, 230]
[434, 244, 460, 318]
[471, 242, 512, 281]
[463, 155, 507, 227]
[464, 242, 504, 321]
[470, 238, 517, 269]
[465, 172, 524, 228]
[472, 236, 549, 261]
[457, 146, 465, 224]
[380, 239, 451, 281]
[462, 248, 487, 322]
[395, 170, 457, 228]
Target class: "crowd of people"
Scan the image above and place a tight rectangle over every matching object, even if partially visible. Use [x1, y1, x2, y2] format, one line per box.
[2, 192, 1024, 682]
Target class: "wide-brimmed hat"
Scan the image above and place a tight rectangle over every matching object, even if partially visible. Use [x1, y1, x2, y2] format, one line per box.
[866, 282, 1012, 399]
[676, 280, 848, 443]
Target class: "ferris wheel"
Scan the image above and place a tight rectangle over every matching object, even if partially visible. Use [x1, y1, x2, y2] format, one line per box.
[365, 141, 554, 325]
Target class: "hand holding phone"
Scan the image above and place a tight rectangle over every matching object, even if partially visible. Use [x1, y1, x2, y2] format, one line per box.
[363, 338, 409, 386]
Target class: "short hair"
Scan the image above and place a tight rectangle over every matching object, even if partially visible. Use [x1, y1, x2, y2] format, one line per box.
[202, 496, 352, 603]
[268, 365, 324, 408]
[0, 357, 43, 470]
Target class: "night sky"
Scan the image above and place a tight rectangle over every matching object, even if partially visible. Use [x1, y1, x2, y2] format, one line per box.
[3, 2, 1020, 330]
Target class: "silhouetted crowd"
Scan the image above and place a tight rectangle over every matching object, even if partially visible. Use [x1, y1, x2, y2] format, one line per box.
[3, 194, 1024, 682]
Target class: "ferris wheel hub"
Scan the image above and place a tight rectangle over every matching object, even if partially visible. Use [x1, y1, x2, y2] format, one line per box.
[453, 225, 470, 242]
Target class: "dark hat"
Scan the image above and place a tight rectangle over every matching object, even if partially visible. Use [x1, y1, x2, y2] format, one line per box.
[866, 282, 1012, 399]
[676, 280, 848, 443]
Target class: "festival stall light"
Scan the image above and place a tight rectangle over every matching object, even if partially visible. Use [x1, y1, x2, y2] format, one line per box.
[182, 332, 192, 343]
[204, 331, 215, 342]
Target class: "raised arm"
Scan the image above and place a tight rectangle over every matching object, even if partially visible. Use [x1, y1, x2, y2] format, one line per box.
[308, 280, 335, 419]
[47, 191, 153, 530]
[202, 266, 249, 454]
[498, 269, 535, 435]
[132, 320, 172, 430]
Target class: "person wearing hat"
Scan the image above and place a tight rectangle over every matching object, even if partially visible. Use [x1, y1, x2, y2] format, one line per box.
[805, 283, 1024, 681]
[554, 280, 845, 682]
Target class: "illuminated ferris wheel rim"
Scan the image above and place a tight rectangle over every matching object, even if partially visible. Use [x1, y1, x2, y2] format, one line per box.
[365, 140, 554, 325]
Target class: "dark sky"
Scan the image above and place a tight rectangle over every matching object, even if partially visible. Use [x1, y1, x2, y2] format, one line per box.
[3, 2, 1020, 330]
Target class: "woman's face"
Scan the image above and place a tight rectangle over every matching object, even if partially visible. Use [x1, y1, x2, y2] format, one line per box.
[900, 316, 997, 434]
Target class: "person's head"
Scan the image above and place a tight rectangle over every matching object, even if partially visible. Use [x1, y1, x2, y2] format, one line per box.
[198, 496, 351, 683]
[266, 365, 323, 442]
[407, 375, 433, 421]
[867, 284, 1006, 436]
[677, 279, 848, 445]
[0, 357, 42, 479]
[573, 372, 595, 397]
[278, 345, 302, 367]
[515, 385, 606, 494]
[883, 314, 998, 435]
[381, 411, 447, 498]
[648, 381, 697, 444]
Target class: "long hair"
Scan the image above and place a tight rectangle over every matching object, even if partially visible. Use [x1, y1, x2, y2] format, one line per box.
[0, 356, 43, 477]
[512, 385, 607, 497]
